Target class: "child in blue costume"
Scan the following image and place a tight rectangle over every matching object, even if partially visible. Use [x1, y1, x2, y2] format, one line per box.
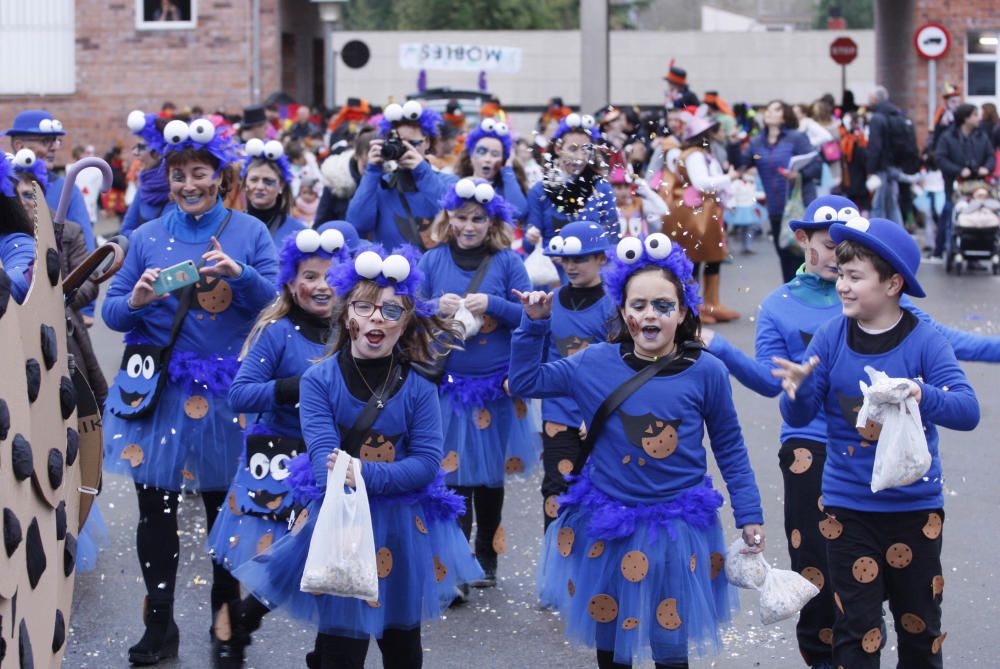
[418, 177, 537, 586]
[509, 233, 766, 669]
[346, 100, 457, 250]
[242, 137, 307, 247]
[704, 195, 1000, 669]
[774, 218, 980, 669]
[455, 118, 528, 219]
[120, 110, 177, 239]
[233, 245, 480, 669]
[538, 220, 616, 530]
[524, 113, 619, 256]
[101, 117, 278, 665]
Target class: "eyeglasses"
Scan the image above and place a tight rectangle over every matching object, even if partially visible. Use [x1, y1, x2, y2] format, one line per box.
[25, 136, 61, 148]
[350, 300, 405, 321]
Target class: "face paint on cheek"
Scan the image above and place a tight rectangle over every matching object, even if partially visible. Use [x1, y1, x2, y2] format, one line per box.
[348, 318, 360, 341]
[809, 249, 819, 266]
[625, 314, 641, 337]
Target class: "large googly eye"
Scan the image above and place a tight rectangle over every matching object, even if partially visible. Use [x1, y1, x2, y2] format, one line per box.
[244, 138, 265, 157]
[616, 237, 644, 264]
[548, 235, 565, 253]
[163, 119, 190, 145]
[270, 454, 291, 481]
[188, 119, 215, 144]
[13, 149, 36, 168]
[38, 119, 53, 133]
[644, 232, 672, 259]
[382, 254, 411, 283]
[846, 217, 870, 232]
[480, 118, 496, 133]
[565, 113, 581, 128]
[141, 356, 156, 380]
[581, 115, 596, 129]
[474, 183, 495, 204]
[319, 228, 345, 253]
[383, 103, 403, 122]
[401, 100, 423, 120]
[562, 237, 583, 255]
[249, 453, 270, 480]
[455, 178, 476, 199]
[837, 206, 859, 221]
[494, 122, 509, 135]
[295, 229, 321, 253]
[263, 140, 284, 160]
[127, 110, 147, 132]
[51, 119, 63, 132]
[355, 250, 383, 279]
[812, 205, 837, 223]
[126, 353, 143, 378]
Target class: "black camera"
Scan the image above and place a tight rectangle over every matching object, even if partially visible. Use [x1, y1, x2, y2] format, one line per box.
[380, 133, 407, 162]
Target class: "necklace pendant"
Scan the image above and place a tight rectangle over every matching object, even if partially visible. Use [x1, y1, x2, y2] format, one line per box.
[376, 399, 385, 409]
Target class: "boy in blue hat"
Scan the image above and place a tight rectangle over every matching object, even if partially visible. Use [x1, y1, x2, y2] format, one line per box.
[774, 217, 980, 668]
[536, 220, 616, 529]
[4, 109, 95, 250]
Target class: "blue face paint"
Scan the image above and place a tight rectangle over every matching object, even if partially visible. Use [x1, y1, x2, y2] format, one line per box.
[232, 434, 301, 519]
[627, 299, 677, 317]
[106, 345, 164, 417]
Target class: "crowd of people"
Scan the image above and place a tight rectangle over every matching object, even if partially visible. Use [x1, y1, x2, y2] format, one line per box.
[0, 61, 998, 669]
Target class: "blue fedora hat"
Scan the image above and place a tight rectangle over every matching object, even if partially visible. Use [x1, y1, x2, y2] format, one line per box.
[789, 194, 860, 231]
[830, 217, 925, 298]
[544, 220, 610, 257]
[1, 110, 66, 137]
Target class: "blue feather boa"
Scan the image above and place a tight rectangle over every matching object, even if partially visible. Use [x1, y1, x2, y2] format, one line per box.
[440, 370, 507, 413]
[167, 351, 240, 396]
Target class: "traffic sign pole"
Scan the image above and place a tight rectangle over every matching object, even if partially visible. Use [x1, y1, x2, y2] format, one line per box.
[928, 60, 936, 129]
[914, 22, 951, 131]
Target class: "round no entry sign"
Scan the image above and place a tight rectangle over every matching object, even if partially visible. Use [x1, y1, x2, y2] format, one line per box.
[830, 37, 858, 65]
[914, 22, 950, 60]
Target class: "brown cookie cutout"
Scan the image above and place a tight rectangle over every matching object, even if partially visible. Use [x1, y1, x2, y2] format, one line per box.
[228, 491, 243, 516]
[441, 450, 459, 473]
[557, 459, 574, 476]
[587, 541, 605, 558]
[587, 594, 619, 623]
[360, 434, 397, 463]
[544, 421, 568, 438]
[567, 579, 575, 597]
[544, 495, 560, 518]
[710, 552, 725, 580]
[801, 566, 825, 591]
[120, 443, 144, 468]
[366, 600, 381, 608]
[640, 420, 679, 459]
[229, 535, 240, 548]
[214, 601, 232, 641]
[788, 447, 813, 474]
[931, 574, 944, 599]
[848, 445, 855, 456]
[861, 627, 882, 653]
[817, 495, 824, 512]
[238, 413, 247, 429]
[181, 469, 195, 481]
[196, 276, 233, 313]
[184, 395, 209, 419]
[291, 508, 309, 535]
[376, 547, 393, 578]
[900, 613, 926, 634]
[852, 557, 879, 584]
[637, 458, 646, 466]
[479, 315, 498, 334]
[620, 551, 649, 583]
[818, 628, 833, 645]
[819, 516, 843, 540]
[557, 527, 575, 558]
[790, 529, 802, 549]
[622, 617, 639, 630]
[656, 598, 682, 630]
[886, 543, 913, 569]
[256, 532, 273, 554]
[513, 398, 528, 420]
[922, 512, 943, 540]
[931, 632, 947, 654]
[689, 554, 697, 573]
[857, 418, 882, 442]
[433, 556, 448, 583]
[492, 525, 507, 554]
[415, 515, 428, 534]
[621, 455, 632, 465]
[834, 592, 844, 613]
[475, 408, 492, 430]
[505, 456, 525, 475]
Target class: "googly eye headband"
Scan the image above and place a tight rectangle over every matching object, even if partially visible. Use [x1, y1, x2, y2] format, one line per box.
[277, 228, 350, 288]
[552, 113, 602, 143]
[126, 110, 166, 155]
[441, 177, 514, 224]
[10, 149, 49, 191]
[241, 138, 294, 185]
[465, 118, 513, 160]
[0, 154, 15, 198]
[36, 118, 64, 134]
[328, 243, 434, 317]
[377, 100, 442, 139]
[161, 117, 240, 169]
[603, 233, 702, 316]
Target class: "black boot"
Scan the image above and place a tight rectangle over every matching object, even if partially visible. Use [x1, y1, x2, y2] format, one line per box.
[128, 598, 179, 666]
[471, 552, 497, 588]
[212, 599, 253, 668]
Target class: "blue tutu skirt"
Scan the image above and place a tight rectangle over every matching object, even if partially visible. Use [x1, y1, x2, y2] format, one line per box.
[208, 508, 290, 573]
[538, 472, 737, 666]
[76, 504, 108, 573]
[103, 379, 244, 492]
[234, 473, 481, 638]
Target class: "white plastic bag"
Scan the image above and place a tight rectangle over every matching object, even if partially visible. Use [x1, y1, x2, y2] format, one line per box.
[758, 565, 820, 625]
[453, 299, 482, 339]
[524, 245, 559, 287]
[725, 537, 768, 590]
[299, 454, 378, 601]
[857, 365, 930, 493]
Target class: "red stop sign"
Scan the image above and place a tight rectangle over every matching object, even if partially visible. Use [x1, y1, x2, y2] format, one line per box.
[830, 37, 858, 65]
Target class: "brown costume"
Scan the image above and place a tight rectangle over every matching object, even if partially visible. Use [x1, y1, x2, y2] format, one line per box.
[662, 146, 726, 264]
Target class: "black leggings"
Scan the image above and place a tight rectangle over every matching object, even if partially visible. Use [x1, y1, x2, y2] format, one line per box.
[317, 628, 422, 669]
[134, 484, 240, 613]
[452, 485, 504, 565]
[769, 215, 803, 283]
[541, 424, 582, 531]
[596, 650, 687, 669]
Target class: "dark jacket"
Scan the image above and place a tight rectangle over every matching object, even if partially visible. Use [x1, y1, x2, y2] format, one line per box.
[739, 128, 821, 217]
[61, 220, 108, 405]
[865, 101, 902, 174]
[934, 125, 996, 189]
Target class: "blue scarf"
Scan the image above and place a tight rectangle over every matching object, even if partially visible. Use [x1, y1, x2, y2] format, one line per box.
[138, 162, 170, 207]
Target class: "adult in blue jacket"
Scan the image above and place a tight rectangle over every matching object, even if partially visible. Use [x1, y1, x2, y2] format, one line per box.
[120, 110, 176, 238]
[452, 118, 527, 220]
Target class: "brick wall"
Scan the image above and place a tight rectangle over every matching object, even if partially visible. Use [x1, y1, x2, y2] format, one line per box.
[0, 0, 282, 161]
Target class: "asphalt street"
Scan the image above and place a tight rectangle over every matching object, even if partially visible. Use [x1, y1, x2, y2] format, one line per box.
[65, 230, 1000, 668]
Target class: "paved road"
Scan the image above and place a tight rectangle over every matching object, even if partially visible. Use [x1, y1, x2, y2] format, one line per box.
[66, 233, 1000, 668]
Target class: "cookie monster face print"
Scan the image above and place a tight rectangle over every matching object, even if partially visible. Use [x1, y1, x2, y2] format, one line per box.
[359, 432, 403, 463]
[106, 345, 163, 417]
[233, 434, 300, 519]
[554, 335, 593, 358]
[619, 412, 682, 460]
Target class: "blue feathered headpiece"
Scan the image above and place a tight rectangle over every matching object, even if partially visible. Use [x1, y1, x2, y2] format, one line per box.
[377, 100, 441, 139]
[241, 138, 295, 185]
[126, 110, 166, 155]
[161, 117, 240, 169]
[11, 149, 48, 191]
[603, 233, 702, 316]
[465, 118, 513, 160]
[328, 243, 434, 317]
[441, 177, 514, 225]
[0, 153, 16, 197]
[277, 227, 350, 288]
[553, 112, 602, 143]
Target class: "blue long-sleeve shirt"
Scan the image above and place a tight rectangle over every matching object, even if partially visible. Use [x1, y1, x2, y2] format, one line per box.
[740, 129, 819, 218]
[496, 166, 527, 221]
[780, 315, 980, 512]
[0, 232, 35, 304]
[120, 198, 176, 239]
[345, 162, 456, 248]
[46, 173, 94, 250]
[102, 199, 278, 356]
[418, 246, 530, 377]
[510, 314, 763, 527]
[299, 354, 442, 496]
[523, 178, 619, 253]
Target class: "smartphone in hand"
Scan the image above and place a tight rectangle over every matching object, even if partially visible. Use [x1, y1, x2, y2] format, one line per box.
[151, 260, 199, 296]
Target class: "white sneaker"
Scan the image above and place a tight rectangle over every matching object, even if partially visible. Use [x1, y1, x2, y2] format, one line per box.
[925, 256, 944, 265]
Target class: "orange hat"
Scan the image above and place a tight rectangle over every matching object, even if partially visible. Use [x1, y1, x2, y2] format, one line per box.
[664, 66, 687, 86]
[703, 91, 733, 118]
[942, 82, 961, 98]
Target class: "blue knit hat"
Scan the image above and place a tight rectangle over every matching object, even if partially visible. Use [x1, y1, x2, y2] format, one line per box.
[830, 217, 925, 298]
[789, 194, 861, 231]
[544, 220, 609, 257]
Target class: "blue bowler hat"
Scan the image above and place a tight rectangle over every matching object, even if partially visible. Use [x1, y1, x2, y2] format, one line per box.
[830, 217, 925, 298]
[789, 194, 860, 231]
[544, 220, 609, 257]
[316, 220, 367, 254]
[1, 110, 66, 137]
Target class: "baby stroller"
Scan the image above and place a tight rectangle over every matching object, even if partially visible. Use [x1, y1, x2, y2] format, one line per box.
[945, 180, 1000, 275]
